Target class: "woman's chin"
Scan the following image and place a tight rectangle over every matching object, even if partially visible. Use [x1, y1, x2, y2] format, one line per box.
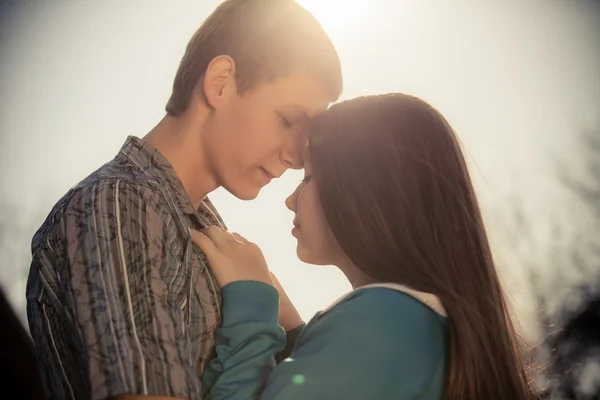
[296, 244, 313, 264]
[296, 245, 329, 266]
[296, 246, 307, 262]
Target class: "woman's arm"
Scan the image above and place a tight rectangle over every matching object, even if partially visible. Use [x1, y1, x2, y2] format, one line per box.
[201, 282, 285, 399]
[202, 283, 447, 400]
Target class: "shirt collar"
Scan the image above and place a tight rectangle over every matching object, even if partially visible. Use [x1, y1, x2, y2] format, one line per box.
[117, 135, 225, 228]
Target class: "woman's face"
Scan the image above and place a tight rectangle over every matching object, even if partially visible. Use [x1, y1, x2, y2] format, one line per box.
[285, 161, 341, 265]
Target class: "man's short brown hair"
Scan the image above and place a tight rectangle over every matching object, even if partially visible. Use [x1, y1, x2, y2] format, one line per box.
[165, 0, 343, 116]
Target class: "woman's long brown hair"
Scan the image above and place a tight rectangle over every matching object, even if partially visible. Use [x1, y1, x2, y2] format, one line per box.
[308, 94, 535, 399]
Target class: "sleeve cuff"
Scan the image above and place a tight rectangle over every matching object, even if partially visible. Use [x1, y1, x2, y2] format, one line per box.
[221, 281, 280, 327]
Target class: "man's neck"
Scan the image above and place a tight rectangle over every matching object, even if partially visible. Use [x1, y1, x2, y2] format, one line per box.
[145, 114, 218, 209]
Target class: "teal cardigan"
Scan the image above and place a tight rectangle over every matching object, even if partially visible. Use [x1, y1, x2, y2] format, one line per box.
[202, 281, 447, 399]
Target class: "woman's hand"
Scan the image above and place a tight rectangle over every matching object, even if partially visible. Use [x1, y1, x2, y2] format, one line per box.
[190, 226, 271, 288]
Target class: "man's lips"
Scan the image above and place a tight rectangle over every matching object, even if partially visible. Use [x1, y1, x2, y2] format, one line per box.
[260, 167, 274, 183]
[262, 168, 275, 178]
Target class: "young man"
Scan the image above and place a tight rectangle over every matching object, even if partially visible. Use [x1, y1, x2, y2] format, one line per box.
[26, 1, 342, 399]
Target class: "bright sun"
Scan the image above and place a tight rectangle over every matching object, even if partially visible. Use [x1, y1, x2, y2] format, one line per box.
[297, 0, 374, 35]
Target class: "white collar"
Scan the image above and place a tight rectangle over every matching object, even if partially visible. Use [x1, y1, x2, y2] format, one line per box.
[320, 282, 447, 318]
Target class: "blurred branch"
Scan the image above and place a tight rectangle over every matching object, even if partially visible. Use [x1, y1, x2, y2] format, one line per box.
[557, 129, 600, 223]
[496, 128, 600, 398]
[547, 128, 600, 399]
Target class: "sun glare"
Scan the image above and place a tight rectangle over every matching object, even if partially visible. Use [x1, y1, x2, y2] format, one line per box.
[297, 0, 374, 35]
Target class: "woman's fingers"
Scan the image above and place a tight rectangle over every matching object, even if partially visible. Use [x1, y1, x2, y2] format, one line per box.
[232, 232, 249, 244]
[190, 229, 216, 254]
[193, 226, 243, 255]
[190, 227, 271, 287]
[201, 225, 234, 247]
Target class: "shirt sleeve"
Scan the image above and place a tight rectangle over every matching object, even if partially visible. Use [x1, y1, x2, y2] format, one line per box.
[203, 283, 446, 400]
[30, 179, 202, 400]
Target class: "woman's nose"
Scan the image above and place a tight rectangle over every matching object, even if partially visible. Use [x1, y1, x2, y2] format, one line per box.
[285, 186, 299, 212]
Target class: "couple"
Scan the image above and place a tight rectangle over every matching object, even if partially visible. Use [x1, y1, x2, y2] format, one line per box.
[26, 0, 535, 399]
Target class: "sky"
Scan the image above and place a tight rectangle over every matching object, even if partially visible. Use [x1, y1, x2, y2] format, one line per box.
[0, 0, 599, 343]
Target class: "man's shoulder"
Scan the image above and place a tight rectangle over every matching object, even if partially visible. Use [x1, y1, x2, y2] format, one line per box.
[71, 155, 173, 203]
[33, 163, 171, 249]
[70, 158, 164, 195]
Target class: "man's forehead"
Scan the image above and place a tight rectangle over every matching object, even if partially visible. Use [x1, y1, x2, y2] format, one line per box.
[274, 74, 332, 116]
[284, 101, 329, 121]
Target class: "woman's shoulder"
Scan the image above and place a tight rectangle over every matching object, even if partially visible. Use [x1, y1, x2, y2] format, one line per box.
[307, 283, 447, 356]
[296, 284, 447, 398]
[320, 283, 447, 326]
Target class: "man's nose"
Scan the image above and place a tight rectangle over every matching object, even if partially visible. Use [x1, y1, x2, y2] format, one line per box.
[280, 132, 308, 170]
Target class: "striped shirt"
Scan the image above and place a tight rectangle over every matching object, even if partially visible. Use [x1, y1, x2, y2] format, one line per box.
[26, 136, 225, 400]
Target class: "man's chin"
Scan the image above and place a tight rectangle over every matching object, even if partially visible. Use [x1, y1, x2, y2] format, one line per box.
[224, 184, 262, 201]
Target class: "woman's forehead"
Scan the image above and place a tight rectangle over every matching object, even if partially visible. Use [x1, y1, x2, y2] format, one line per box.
[302, 148, 313, 170]
[302, 146, 312, 165]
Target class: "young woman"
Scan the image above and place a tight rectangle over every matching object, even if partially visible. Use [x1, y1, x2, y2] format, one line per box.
[191, 93, 536, 399]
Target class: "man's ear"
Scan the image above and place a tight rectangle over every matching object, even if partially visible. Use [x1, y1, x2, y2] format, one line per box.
[201, 55, 237, 109]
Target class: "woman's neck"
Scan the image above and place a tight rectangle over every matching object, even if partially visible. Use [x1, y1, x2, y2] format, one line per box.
[336, 260, 378, 289]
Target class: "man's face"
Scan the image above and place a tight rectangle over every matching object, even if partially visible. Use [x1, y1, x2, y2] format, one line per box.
[205, 74, 331, 200]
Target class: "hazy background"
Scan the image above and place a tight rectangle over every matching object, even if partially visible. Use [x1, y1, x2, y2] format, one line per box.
[1, 1, 599, 396]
